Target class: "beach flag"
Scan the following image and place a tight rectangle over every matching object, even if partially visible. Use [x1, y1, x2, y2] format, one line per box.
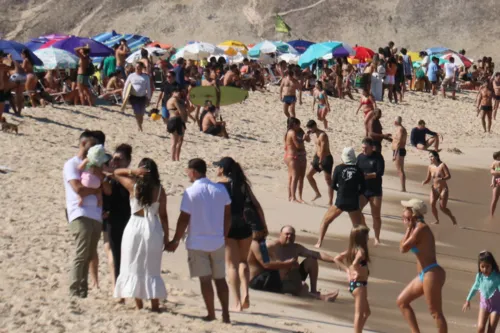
[275, 15, 291, 34]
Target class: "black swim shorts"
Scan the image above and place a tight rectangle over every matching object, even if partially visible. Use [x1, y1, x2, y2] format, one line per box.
[311, 154, 334, 174]
[167, 116, 186, 136]
[393, 148, 407, 158]
[249, 270, 282, 293]
[481, 105, 493, 112]
[204, 125, 222, 136]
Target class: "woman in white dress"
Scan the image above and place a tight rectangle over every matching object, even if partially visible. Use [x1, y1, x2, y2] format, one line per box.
[113, 158, 169, 311]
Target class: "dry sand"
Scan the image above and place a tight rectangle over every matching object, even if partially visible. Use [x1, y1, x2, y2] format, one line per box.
[1, 86, 499, 333]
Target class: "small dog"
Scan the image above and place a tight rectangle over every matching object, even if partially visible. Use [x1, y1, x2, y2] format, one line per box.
[1, 117, 19, 134]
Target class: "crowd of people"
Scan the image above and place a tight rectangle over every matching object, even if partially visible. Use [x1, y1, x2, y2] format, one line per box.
[52, 38, 500, 333]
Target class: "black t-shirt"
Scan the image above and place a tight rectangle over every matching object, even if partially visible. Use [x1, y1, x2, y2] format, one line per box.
[331, 164, 366, 206]
[356, 152, 385, 194]
[370, 119, 383, 143]
[103, 180, 131, 228]
[161, 80, 179, 105]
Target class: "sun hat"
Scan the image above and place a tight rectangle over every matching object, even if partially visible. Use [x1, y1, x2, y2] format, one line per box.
[341, 147, 356, 165]
[401, 199, 427, 216]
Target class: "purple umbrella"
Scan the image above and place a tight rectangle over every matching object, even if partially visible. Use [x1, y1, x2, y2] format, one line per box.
[45, 36, 113, 57]
[40, 34, 70, 40]
[332, 46, 351, 58]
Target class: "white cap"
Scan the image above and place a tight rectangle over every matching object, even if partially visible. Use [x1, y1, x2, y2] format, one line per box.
[341, 147, 356, 165]
[401, 199, 427, 216]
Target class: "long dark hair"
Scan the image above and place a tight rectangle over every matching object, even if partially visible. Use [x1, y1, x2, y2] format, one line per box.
[429, 150, 442, 164]
[21, 49, 34, 65]
[135, 158, 160, 206]
[347, 225, 370, 265]
[478, 251, 499, 273]
[222, 159, 252, 194]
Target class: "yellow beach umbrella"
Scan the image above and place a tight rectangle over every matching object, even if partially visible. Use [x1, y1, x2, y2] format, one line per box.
[224, 47, 247, 56]
[218, 40, 248, 51]
[407, 51, 422, 61]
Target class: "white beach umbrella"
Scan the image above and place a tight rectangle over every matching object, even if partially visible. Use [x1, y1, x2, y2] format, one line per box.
[126, 47, 168, 64]
[34, 47, 79, 70]
[278, 53, 300, 64]
[182, 42, 224, 60]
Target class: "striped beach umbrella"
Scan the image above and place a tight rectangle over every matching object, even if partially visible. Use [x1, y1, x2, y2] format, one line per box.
[34, 47, 79, 70]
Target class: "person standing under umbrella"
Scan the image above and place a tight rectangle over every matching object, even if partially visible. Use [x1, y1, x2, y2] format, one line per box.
[123, 62, 152, 132]
[75, 45, 94, 106]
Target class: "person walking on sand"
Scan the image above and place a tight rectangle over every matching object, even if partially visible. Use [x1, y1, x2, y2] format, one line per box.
[398, 199, 448, 333]
[115, 39, 130, 79]
[422, 151, 457, 225]
[357, 138, 385, 246]
[123, 62, 152, 132]
[75, 45, 94, 106]
[334, 225, 371, 333]
[305, 120, 334, 205]
[442, 56, 458, 99]
[315, 148, 365, 248]
[280, 67, 302, 118]
[284, 117, 307, 203]
[63, 130, 102, 298]
[463, 251, 500, 333]
[113, 158, 169, 312]
[312, 81, 330, 129]
[477, 82, 494, 133]
[166, 158, 232, 323]
[490, 151, 500, 217]
[392, 116, 408, 192]
[214, 157, 261, 311]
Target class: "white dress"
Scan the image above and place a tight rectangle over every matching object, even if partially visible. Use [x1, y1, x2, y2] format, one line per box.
[114, 185, 167, 300]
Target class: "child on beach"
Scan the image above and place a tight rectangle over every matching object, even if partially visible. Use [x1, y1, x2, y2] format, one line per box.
[463, 251, 500, 333]
[491, 151, 500, 188]
[491, 151, 500, 217]
[334, 225, 371, 333]
[77, 144, 108, 207]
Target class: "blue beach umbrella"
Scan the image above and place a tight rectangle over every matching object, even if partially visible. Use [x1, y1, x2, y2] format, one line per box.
[0, 39, 44, 65]
[298, 41, 342, 68]
[287, 39, 315, 55]
[426, 46, 452, 55]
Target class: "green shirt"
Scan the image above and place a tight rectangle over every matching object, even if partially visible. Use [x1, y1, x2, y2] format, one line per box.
[103, 56, 116, 78]
[466, 272, 500, 301]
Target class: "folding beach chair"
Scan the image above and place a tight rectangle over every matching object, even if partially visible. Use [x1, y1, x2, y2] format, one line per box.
[265, 64, 281, 85]
[153, 68, 164, 91]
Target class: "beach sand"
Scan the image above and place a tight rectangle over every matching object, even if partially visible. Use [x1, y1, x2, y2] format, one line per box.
[1, 86, 499, 332]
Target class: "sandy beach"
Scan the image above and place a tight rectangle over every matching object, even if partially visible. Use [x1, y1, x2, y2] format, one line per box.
[1, 86, 499, 332]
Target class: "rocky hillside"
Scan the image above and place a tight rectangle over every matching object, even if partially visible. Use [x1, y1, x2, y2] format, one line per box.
[1, 0, 498, 59]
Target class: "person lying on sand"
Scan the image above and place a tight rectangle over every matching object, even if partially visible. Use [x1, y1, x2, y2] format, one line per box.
[410, 119, 441, 151]
[248, 226, 338, 301]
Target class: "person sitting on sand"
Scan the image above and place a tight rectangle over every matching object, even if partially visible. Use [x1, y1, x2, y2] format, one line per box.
[305, 120, 334, 205]
[280, 67, 302, 118]
[410, 120, 441, 151]
[223, 64, 240, 88]
[200, 101, 229, 139]
[99, 71, 124, 102]
[490, 151, 500, 217]
[44, 70, 61, 94]
[422, 151, 457, 225]
[249, 225, 339, 301]
[476, 81, 494, 133]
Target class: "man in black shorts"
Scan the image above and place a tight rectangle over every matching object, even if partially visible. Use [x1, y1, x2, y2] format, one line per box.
[200, 101, 229, 138]
[305, 120, 334, 205]
[368, 109, 392, 153]
[315, 147, 365, 248]
[357, 138, 385, 245]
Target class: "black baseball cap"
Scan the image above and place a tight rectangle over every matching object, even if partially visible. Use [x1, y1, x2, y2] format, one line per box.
[213, 156, 235, 170]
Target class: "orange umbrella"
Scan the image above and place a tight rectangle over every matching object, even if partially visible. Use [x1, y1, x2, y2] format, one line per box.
[147, 42, 173, 49]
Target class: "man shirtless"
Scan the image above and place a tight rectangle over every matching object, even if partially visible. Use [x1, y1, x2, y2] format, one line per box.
[392, 116, 408, 192]
[492, 72, 500, 120]
[248, 226, 338, 301]
[99, 71, 124, 101]
[476, 82, 494, 133]
[223, 65, 240, 87]
[115, 39, 130, 79]
[75, 45, 94, 106]
[305, 120, 334, 205]
[280, 67, 302, 118]
[201, 102, 228, 138]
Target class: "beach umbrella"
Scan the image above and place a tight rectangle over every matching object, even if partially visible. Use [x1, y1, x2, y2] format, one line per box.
[439, 53, 473, 68]
[126, 47, 168, 64]
[218, 40, 248, 52]
[41, 36, 113, 57]
[0, 39, 43, 65]
[328, 41, 355, 58]
[298, 41, 343, 68]
[248, 40, 298, 58]
[40, 34, 70, 40]
[406, 51, 422, 61]
[181, 42, 224, 60]
[426, 46, 453, 55]
[352, 46, 374, 62]
[278, 53, 300, 64]
[147, 42, 173, 49]
[287, 39, 315, 54]
[34, 47, 79, 70]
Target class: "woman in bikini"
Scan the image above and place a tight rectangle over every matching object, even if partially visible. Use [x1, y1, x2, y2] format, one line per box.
[312, 81, 330, 129]
[398, 199, 448, 333]
[342, 57, 354, 100]
[284, 117, 307, 203]
[490, 151, 500, 217]
[422, 151, 457, 225]
[166, 88, 187, 161]
[355, 88, 377, 137]
[335, 225, 371, 333]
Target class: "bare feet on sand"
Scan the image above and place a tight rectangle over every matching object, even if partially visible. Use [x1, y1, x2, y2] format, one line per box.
[242, 295, 250, 309]
[311, 290, 339, 302]
[311, 193, 322, 202]
[314, 240, 322, 248]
